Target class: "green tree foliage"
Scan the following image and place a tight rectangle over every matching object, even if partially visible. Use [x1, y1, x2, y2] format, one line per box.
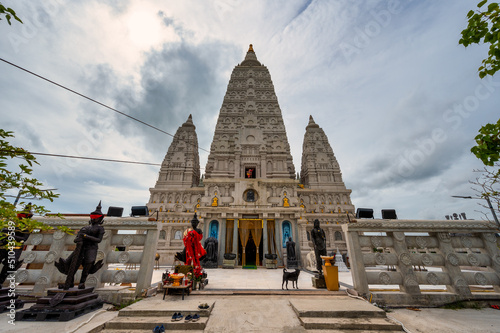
[0, 2, 22, 25]
[471, 119, 500, 166]
[0, 129, 60, 244]
[460, 2, 500, 220]
[459, 0, 500, 78]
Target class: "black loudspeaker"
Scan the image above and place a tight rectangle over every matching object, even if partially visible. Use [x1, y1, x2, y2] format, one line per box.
[131, 206, 149, 216]
[356, 208, 374, 219]
[107, 206, 123, 217]
[381, 209, 397, 219]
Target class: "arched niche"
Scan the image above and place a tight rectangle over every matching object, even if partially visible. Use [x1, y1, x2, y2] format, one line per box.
[209, 220, 219, 240]
[282, 221, 291, 248]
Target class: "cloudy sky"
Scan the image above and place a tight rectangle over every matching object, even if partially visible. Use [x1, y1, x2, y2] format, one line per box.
[1, 0, 498, 220]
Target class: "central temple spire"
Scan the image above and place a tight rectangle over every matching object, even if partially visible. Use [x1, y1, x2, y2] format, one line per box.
[204, 45, 295, 179]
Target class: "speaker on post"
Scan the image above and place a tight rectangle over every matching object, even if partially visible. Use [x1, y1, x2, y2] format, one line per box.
[381, 209, 397, 219]
[131, 206, 149, 217]
[356, 208, 374, 219]
[107, 206, 123, 217]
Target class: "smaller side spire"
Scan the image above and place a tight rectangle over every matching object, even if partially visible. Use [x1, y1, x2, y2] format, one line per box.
[183, 114, 195, 128]
[306, 115, 319, 129]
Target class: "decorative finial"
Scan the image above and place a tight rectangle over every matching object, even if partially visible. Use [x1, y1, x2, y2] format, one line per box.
[248, 44, 254, 52]
[306, 115, 319, 129]
[183, 114, 195, 128]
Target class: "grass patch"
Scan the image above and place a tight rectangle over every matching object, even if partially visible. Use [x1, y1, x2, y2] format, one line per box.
[442, 301, 482, 310]
[110, 297, 142, 311]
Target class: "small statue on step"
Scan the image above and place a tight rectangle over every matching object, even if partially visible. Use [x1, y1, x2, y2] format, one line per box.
[311, 219, 326, 274]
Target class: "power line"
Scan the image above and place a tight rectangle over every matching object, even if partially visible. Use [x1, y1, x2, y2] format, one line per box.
[0, 149, 206, 169]
[0, 57, 210, 153]
[0, 149, 160, 166]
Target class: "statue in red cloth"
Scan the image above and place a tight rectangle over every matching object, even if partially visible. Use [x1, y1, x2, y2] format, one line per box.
[181, 213, 206, 277]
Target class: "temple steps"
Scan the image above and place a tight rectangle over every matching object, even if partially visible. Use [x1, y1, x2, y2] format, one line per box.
[98, 298, 213, 332]
[300, 317, 403, 331]
[99, 324, 203, 333]
[101, 316, 208, 331]
[290, 297, 404, 332]
[191, 289, 346, 296]
[306, 330, 404, 333]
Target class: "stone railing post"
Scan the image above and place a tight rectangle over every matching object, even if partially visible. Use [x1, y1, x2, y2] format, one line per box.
[388, 231, 421, 295]
[135, 226, 158, 296]
[342, 224, 369, 296]
[434, 232, 471, 296]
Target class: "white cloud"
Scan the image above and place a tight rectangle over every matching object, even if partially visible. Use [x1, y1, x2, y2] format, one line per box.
[1, 0, 498, 220]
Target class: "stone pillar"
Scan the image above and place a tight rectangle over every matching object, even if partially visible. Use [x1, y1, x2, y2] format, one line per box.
[203, 219, 209, 242]
[328, 226, 334, 250]
[275, 220, 282, 266]
[434, 232, 471, 296]
[136, 227, 159, 297]
[342, 225, 369, 296]
[300, 223, 308, 249]
[219, 219, 227, 266]
[233, 219, 239, 260]
[260, 154, 266, 177]
[389, 232, 421, 296]
[263, 219, 268, 256]
[293, 219, 301, 267]
[165, 225, 173, 247]
[481, 232, 500, 293]
[235, 153, 241, 178]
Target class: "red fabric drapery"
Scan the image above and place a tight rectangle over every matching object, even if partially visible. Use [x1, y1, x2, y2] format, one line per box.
[183, 229, 206, 277]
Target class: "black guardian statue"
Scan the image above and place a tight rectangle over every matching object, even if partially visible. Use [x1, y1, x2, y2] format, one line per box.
[55, 201, 105, 290]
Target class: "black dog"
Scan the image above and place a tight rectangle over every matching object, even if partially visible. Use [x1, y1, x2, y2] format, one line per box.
[282, 268, 300, 290]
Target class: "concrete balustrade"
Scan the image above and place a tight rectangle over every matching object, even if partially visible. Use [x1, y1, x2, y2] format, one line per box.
[342, 219, 500, 306]
[10, 216, 158, 297]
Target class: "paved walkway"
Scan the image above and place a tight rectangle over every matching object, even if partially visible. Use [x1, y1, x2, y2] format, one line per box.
[1, 267, 500, 332]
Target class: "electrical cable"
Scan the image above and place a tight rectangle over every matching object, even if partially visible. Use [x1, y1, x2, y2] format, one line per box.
[0, 149, 206, 168]
[0, 149, 160, 166]
[0, 57, 210, 153]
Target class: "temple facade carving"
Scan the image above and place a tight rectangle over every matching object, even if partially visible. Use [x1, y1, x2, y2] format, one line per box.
[148, 45, 355, 267]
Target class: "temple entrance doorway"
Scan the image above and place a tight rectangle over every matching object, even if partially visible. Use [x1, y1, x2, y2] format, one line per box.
[237, 219, 263, 267]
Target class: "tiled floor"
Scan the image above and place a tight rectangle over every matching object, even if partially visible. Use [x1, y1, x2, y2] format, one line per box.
[147, 265, 354, 290]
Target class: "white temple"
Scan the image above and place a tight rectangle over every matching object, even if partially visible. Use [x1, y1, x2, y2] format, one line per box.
[148, 45, 355, 267]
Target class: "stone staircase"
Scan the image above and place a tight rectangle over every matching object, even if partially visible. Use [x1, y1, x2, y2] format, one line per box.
[99, 301, 213, 333]
[290, 297, 404, 332]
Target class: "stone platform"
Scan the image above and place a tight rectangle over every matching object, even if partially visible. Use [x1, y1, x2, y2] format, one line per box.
[16, 287, 103, 321]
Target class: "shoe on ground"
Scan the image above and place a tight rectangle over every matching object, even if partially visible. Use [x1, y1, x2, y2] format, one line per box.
[159, 324, 165, 333]
[191, 314, 200, 322]
[184, 314, 193, 322]
[171, 312, 179, 321]
[176, 312, 184, 321]
[198, 303, 209, 309]
[152, 325, 160, 333]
